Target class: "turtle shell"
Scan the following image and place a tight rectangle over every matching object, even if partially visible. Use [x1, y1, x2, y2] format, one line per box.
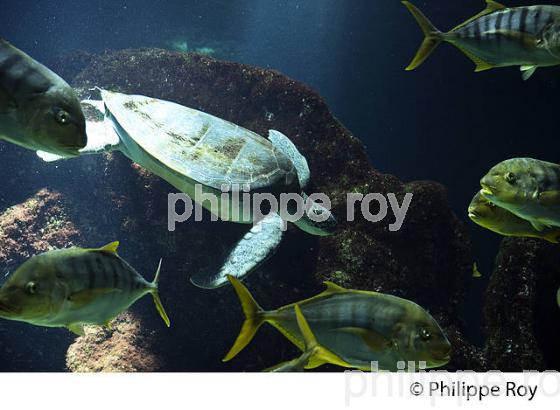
[101, 90, 296, 190]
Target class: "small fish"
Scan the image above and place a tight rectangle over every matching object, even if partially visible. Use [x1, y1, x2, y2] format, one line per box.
[472, 263, 483, 278]
[0, 242, 170, 335]
[480, 158, 560, 231]
[403, 0, 560, 80]
[224, 275, 451, 371]
[468, 190, 560, 242]
[264, 305, 343, 372]
[0, 39, 86, 156]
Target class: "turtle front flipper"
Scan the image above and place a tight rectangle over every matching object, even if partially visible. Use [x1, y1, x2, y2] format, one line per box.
[268, 130, 310, 189]
[190, 213, 285, 289]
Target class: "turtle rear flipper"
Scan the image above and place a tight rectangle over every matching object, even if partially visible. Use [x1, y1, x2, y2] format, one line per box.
[190, 213, 285, 289]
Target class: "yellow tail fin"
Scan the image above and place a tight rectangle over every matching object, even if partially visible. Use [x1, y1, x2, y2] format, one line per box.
[223, 275, 266, 362]
[402, 1, 443, 70]
[150, 259, 171, 327]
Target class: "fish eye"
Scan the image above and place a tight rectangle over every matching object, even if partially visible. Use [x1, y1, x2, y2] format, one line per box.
[26, 281, 38, 295]
[505, 172, 517, 184]
[54, 109, 70, 125]
[487, 202, 497, 209]
[419, 328, 431, 341]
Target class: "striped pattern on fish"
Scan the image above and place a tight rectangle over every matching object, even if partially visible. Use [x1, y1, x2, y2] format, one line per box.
[0, 242, 170, 336]
[0, 39, 53, 100]
[480, 157, 560, 230]
[223, 276, 451, 371]
[0, 38, 87, 155]
[403, 1, 560, 79]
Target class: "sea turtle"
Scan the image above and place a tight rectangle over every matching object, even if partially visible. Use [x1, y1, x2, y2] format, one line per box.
[38, 89, 336, 288]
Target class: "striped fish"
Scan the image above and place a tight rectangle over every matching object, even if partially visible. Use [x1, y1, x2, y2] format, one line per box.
[480, 157, 560, 230]
[0, 242, 170, 335]
[468, 190, 560, 242]
[224, 275, 451, 371]
[0, 38, 86, 155]
[264, 305, 343, 372]
[403, 0, 560, 80]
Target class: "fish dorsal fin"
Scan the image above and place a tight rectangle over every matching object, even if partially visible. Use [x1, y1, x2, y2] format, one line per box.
[68, 288, 121, 306]
[322, 281, 347, 295]
[99, 241, 120, 254]
[334, 327, 393, 353]
[486, 0, 506, 11]
[454, 44, 495, 72]
[452, 0, 507, 32]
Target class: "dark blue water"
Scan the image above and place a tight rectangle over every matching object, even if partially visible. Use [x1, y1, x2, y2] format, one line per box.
[1, 0, 559, 354]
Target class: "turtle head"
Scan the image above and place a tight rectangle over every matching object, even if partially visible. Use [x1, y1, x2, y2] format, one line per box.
[294, 195, 337, 236]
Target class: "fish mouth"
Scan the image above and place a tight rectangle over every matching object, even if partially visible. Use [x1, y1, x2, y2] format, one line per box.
[480, 183, 497, 196]
[467, 209, 479, 219]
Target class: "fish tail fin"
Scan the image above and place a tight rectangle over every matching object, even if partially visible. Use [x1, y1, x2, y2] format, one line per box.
[149, 259, 171, 327]
[402, 1, 443, 70]
[223, 275, 266, 362]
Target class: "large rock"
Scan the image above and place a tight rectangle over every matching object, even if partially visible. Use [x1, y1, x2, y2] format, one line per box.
[485, 238, 560, 371]
[66, 312, 161, 372]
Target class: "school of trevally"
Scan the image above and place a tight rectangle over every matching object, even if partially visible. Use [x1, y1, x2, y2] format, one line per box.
[0, 0, 559, 372]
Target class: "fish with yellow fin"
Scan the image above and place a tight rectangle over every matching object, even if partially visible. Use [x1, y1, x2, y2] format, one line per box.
[403, 0, 560, 80]
[224, 275, 451, 371]
[0, 242, 170, 335]
[468, 190, 560, 242]
[480, 158, 560, 231]
[265, 305, 343, 372]
[472, 263, 483, 278]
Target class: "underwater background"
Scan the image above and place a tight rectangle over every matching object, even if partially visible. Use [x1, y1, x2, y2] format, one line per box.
[0, 0, 559, 371]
